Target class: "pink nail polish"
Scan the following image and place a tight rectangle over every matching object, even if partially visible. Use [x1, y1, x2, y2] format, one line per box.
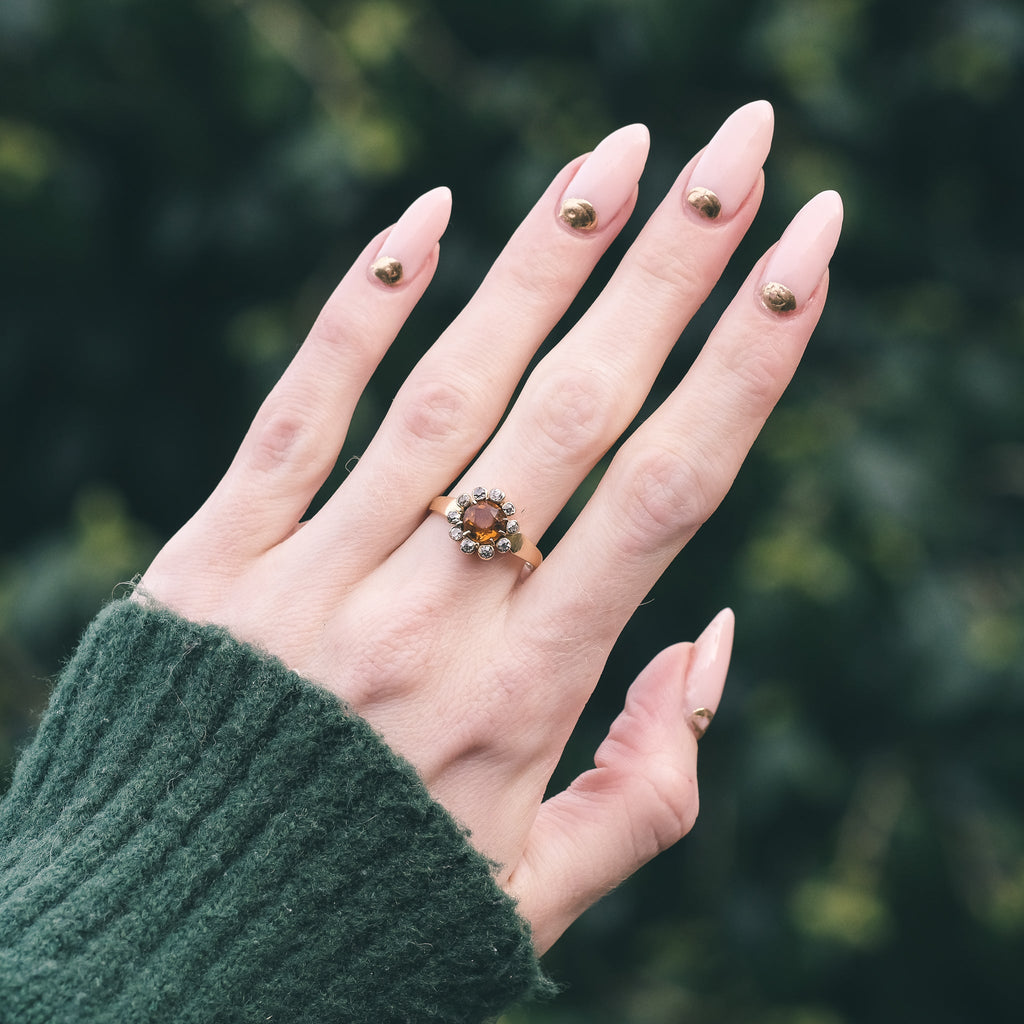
[759, 190, 844, 313]
[684, 100, 774, 221]
[557, 123, 650, 233]
[684, 608, 735, 739]
[369, 186, 453, 287]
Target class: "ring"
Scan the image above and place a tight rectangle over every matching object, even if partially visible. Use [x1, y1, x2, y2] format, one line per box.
[687, 707, 714, 740]
[429, 487, 543, 570]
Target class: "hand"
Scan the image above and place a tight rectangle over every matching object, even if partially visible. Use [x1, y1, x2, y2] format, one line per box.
[137, 101, 842, 953]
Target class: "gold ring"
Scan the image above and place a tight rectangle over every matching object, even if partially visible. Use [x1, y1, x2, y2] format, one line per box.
[430, 487, 542, 570]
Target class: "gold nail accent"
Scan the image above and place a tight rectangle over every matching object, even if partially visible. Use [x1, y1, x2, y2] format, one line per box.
[760, 281, 797, 313]
[371, 256, 403, 286]
[559, 197, 598, 231]
[686, 187, 722, 220]
[688, 707, 714, 740]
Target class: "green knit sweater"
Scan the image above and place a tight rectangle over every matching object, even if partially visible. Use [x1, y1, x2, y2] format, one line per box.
[0, 601, 553, 1022]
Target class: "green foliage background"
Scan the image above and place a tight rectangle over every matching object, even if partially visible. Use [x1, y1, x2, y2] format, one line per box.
[2, 1, 1022, 1020]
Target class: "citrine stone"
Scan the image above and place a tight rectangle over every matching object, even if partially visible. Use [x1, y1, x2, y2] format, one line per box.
[462, 501, 505, 544]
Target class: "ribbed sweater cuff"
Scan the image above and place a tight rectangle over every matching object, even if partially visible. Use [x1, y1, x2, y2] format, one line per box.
[0, 600, 553, 1023]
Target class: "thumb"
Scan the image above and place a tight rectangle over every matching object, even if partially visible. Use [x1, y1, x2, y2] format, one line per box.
[507, 608, 734, 954]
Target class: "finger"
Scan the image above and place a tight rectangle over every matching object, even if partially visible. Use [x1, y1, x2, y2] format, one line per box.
[524, 190, 844, 647]
[506, 609, 734, 954]
[455, 102, 775, 540]
[301, 126, 651, 562]
[197, 187, 453, 553]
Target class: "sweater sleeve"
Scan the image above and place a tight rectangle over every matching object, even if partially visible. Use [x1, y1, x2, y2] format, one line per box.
[0, 600, 554, 1023]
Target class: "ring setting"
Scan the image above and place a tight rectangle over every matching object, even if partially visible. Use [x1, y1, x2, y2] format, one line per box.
[449, 487, 521, 560]
[430, 487, 542, 569]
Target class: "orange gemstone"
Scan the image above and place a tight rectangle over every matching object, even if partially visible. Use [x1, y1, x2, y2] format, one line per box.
[462, 501, 504, 544]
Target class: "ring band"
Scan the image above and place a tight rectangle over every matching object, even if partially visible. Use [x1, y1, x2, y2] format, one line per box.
[430, 487, 542, 570]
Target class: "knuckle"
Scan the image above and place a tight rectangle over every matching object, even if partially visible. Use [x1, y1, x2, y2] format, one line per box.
[526, 365, 618, 464]
[246, 403, 327, 476]
[605, 757, 700, 857]
[640, 770, 700, 845]
[618, 445, 719, 542]
[308, 303, 379, 371]
[713, 332, 792, 416]
[394, 375, 484, 447]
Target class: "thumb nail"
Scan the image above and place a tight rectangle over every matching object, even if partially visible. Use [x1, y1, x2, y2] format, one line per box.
[684, 607, 735, 740]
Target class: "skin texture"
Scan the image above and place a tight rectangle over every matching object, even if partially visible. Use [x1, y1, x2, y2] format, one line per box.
[137, 107, 842, 954]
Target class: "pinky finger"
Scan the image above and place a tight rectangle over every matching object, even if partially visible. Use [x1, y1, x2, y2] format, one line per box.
[506, 609, 734, 954]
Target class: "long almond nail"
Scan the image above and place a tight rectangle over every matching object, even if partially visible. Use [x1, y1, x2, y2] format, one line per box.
[684, 608, 735, 740]
[685, 100, 774, 221]
[557, 124, 650, 233]
[369, 186, 453, 287]
[759, 190, 844, 313]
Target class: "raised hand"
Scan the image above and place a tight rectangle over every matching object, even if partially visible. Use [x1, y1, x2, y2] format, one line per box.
[137, 101, 842, 953]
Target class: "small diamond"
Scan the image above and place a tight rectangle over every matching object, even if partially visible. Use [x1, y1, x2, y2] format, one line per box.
[437, 488, 531, 566]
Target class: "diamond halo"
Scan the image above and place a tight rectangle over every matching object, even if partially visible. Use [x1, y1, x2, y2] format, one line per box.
[446, 487, 525, 562]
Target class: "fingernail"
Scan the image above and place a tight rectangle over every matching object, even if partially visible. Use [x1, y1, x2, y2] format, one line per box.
[759, 190, 844, 313]
[369, 186, 453, 287]
[685, 100, 774, 221]
[557, 123, 650, 233]
[685, 608, 735, 740]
